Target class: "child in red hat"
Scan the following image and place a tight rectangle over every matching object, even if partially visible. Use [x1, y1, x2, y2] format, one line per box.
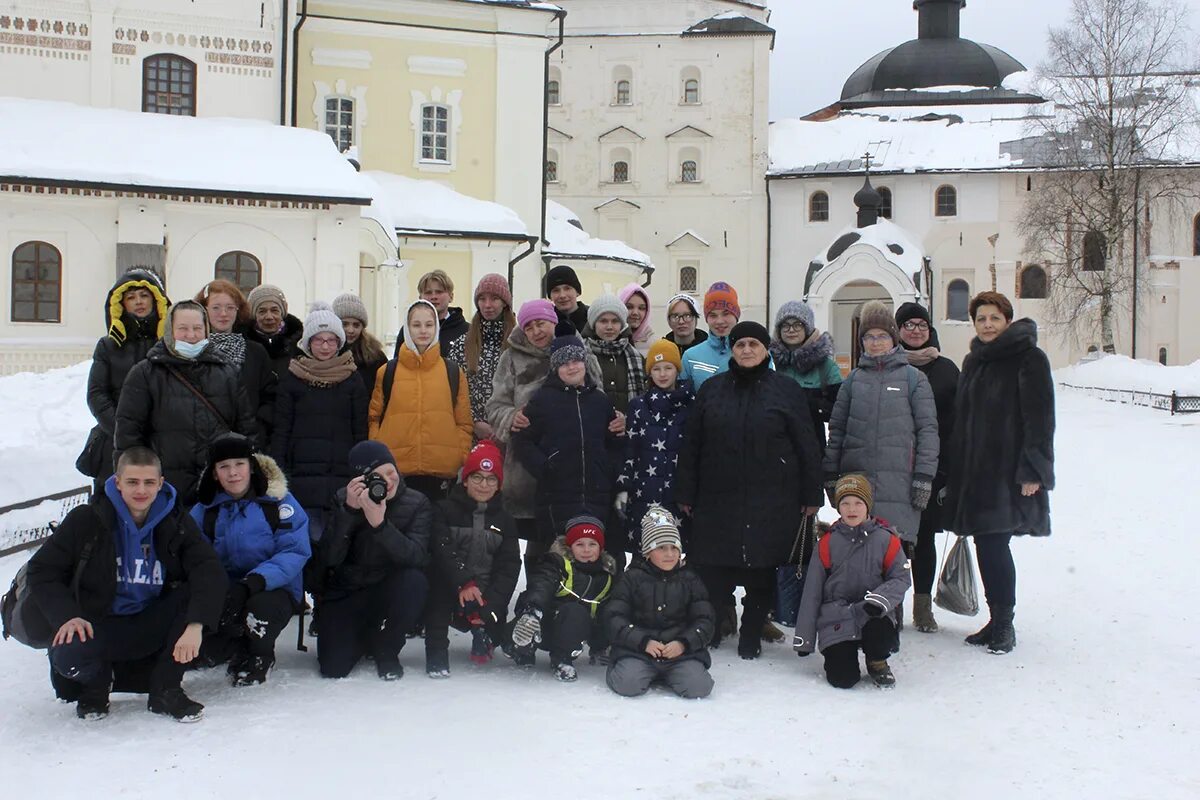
[423, 440, 521, 678]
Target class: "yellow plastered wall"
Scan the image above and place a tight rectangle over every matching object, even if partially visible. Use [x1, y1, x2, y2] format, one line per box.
[402, 245, 474, 307]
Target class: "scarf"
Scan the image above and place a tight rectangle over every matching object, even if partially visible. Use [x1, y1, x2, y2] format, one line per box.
[586, 336, 647, 396]
[209, 331, 247, 368]
[769, 329, 835, 374]
[288, 352, 357, 387]
[905, 346, 940, 367]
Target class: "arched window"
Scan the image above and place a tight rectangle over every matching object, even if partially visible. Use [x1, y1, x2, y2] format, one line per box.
[877, 186, 893, 219]
[142, 54, 196, 115]
[215, 251, 262, 293]
[613, 161, 630, 183]
[1020, 265, 1048, 299]
[1192, 214, 1199, 256]
[947, 279, 970, 321]
[547, 79, 560, 106]
[11, 241, 62, 323]
[324, 96, 354, 153]
[679, 265, 698, 293]
[809, 191, 829, 222]
[935, 185, 957, 217]
[615, 79, 631, 105]
[545, 158, 558, 183]
[420, 103, 451, 162]
[1159, 347, 1168, 365]
[1082, 230, 1106, 271]
[683, 78, 700, 104]
[681, 160, 699, 183]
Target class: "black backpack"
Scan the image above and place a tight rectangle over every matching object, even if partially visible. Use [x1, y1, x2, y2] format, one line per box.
[2, 519, 99, 650]
[379, 356, 461, 416]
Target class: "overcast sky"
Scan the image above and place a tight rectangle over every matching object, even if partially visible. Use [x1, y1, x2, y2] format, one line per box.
[768, 0, 1200, 120]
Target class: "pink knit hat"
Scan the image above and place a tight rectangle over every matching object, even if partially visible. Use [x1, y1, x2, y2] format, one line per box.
[517, 298, 558, 330]
[474, 273, 512, 309]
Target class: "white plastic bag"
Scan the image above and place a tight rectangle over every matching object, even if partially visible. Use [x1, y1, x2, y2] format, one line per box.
[934, 535, 980, 616]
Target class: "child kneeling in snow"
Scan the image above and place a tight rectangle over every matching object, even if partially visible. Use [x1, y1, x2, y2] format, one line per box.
[604, 506, 715, 699]
[792, 474, 911, 688]
[509, 516, 618, 682]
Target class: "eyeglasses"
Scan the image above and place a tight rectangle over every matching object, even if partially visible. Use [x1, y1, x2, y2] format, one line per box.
[862, 333, 894, 344]
[467, 473, 499, 486]
[668, 313, 697, 323]
[902, 321, 930, 332]
[780, 322, 806, 333]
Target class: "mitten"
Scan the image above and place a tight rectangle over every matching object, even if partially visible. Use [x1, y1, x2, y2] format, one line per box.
[511, 610, 542, 649]
[243, 573, 267, 595]
[862, 592, 889, 618]
[220, 582, 250, 630]
[911, 475, 933, 510]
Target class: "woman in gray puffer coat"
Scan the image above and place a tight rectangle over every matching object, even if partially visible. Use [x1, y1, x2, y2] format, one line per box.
[823, 301, 938, 542]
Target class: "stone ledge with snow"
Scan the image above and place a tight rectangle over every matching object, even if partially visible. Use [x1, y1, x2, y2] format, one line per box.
[545, 200, 653, 271]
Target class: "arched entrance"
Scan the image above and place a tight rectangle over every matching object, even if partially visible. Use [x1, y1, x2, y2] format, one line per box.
[831, 280, 894, 371]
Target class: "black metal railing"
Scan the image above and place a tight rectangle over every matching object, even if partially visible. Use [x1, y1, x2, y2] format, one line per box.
[1058, 383, 1200, 415]
[0, 486, 91, 557]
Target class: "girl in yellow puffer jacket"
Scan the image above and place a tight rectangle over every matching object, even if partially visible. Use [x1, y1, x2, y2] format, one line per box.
[369, 300, 472, 500]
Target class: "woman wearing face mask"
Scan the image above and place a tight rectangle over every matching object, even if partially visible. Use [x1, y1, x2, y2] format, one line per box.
[942, 292, 1055, 655]
[582, 294, 647, 416]
[115, 301, 257, 505]
[445, 274, 516, 441]
[823, 301, 939, 550]
[369, 300, 473, 502]
[83, 269, 170, 492]
[332, 292, 387, 404]
[618, 283, 655, 356]
[243, 285, 304, 378]
[195, 280, 278, 447]
[271, 302, 367, 540]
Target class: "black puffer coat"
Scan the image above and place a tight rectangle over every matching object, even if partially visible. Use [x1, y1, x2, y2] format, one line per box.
[26, 491, 227, 632]
[114, 341, 257, 505]
[604, 558, 714, 667]
[317, 485, 433, 600]
[944, 319, 1055, 537]
[512, 372, 622, 542]
[902, 327, 960, 532]
[517, 536, 620, 615]
[243, 314, 303, 377]
[240, 339, 279, 447]
[431, 484, 521, 609]
[675, 358, 824, 568]
[270, 366, 368, 513]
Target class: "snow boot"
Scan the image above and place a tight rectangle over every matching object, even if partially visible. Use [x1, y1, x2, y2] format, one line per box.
[986, 607, 1016, 655]
[761, 619, 786, 643]
[376, 658, 404, 681]
[76, 681, 111, 721]
[469, 628, 494, 665]
[231, 656, 273, 687]
[965, 620, 994, 647]
[426, 649, 451, 679]
[553, 661, 578, 682]
[737, 624, 763, 660]
[866, 659, 896, 688]
[912, 594, 939, 633]
[148, 688, 205, 723]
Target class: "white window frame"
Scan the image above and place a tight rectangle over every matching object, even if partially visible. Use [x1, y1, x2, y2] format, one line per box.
[410, 87, 463, 173]
[312, 79, 368, 158]
[324, 96, 355, 153]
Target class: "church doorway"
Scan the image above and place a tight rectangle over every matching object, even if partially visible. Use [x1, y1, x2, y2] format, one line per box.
[831, 280, 893, 372]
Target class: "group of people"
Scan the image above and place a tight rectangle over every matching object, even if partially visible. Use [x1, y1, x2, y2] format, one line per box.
[14, 261, 1055, 723]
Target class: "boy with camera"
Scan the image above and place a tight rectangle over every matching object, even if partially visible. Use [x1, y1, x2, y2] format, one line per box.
[313, 440, 432, 680]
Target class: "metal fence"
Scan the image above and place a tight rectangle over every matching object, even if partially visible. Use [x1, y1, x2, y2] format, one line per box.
[0, 486, 91, 557]
[1058, 383, 1200, 415]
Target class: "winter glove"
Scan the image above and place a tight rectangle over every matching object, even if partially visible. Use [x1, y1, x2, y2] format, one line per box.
[614, 492, 628, 519]
[511, 610, 542, 649]
[243, 573, 267, 596]
[219, 583, 250, 631]
[862, 592, 889, 618]
[911, 476, 933, 511]
[824, 474, 839, 507]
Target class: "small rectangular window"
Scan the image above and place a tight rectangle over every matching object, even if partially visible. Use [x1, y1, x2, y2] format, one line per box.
[421, 104, 450, 162]
[324, 97, 354, 153]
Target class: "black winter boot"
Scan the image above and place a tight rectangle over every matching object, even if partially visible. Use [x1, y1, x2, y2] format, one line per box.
[231, 656, 273, 687]
[964, 620, 993, 647]
[986, 607, 1016, 655]
[75, 680, 111, 721]
[148, 688, 205, 722]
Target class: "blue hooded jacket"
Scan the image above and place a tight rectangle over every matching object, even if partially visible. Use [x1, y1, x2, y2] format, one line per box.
[189, 454, 310, 603]
[104, 475, 177, 616]
[680, 333, 730, 390]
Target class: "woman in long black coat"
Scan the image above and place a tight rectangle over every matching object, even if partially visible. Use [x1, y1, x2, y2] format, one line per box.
[84, 268, 170, 491]
[115, 301, 257, 506]
[674, 321, 823, 660]
[943, 292, 1055, 655]
[895, 302, 960, 633]
[270, 302, 367, 540]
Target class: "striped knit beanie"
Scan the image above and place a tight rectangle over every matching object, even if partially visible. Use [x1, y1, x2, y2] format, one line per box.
[640, 504, 682, 555]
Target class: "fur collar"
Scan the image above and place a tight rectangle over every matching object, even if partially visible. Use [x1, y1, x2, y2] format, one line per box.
[549, 536, 619, 575]
[770, 330, 834, 373]
[971, 318, 1039, 362]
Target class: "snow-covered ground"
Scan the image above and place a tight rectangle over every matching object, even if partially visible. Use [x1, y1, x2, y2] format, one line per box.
[1, 373, 1198, 798]
[1056, 353, 1200, 395]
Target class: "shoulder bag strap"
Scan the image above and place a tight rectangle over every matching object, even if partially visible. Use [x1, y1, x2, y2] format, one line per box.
[166, 365, 232, 431]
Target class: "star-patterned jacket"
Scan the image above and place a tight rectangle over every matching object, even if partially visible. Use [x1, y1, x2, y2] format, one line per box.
[616, 384, 694, 548]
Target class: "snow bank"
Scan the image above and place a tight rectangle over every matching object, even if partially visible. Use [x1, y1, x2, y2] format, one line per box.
[0, 98, 371, 202]
[361, 171, 529, 238]
[1056, 354, 1200, 395]
[544, 200, 653, 268]
[0, 361, 93, 507]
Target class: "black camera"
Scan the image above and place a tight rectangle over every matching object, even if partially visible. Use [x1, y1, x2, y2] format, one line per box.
[362, 470, 388, 503]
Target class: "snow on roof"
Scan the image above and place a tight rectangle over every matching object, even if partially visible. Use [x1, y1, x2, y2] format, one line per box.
[811, 218, 925, 278]
[0, 98, 371, 202]
[544, 200, 653, 269]
[453, 0, 562, 11]
[361, 171, 530, 239]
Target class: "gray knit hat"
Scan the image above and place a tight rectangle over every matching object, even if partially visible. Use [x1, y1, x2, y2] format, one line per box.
[774, 300, 815, 339]
[247, 284, 288, 317]
[300, 301, 346, 354]
[586, 293, 628, 330]
[332, 292, 369, 326]
[859, 300, 899, 345]
[640, 504, 682, 556]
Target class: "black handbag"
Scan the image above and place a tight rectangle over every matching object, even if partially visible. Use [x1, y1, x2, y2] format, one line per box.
[73, 425, 108, 478]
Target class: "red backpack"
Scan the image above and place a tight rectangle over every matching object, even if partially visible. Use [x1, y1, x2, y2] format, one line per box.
[817, 526, 902, 577]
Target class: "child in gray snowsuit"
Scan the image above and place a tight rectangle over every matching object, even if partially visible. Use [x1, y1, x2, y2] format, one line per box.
[793, 474, 911, 688]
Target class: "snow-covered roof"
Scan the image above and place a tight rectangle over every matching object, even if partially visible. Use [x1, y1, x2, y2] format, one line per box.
[361, 171, 530, 240]
[0, 98, 371, 203]
[452, 0, 562, 11]
[544, 200, 653, 270]
[810, 218, 925, 277]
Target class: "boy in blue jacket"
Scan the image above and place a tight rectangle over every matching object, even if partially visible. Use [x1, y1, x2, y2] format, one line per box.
[190, 433, 310, 686]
